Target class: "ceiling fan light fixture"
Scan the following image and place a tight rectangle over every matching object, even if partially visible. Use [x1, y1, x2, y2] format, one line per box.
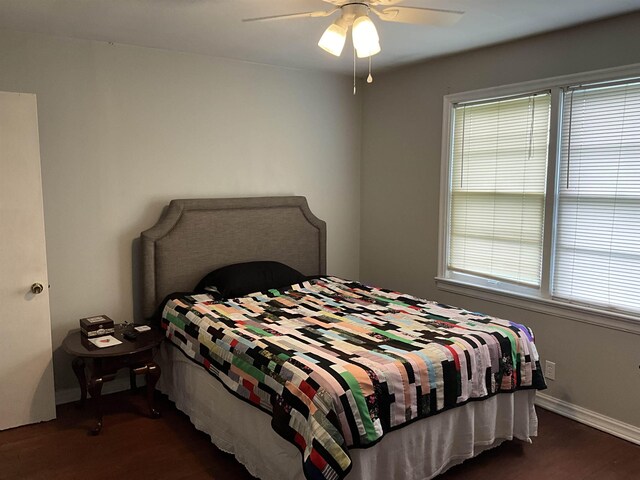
[356, 40, 381, 58]
[318, 19, 348, 57]
[352, 15, 380, 58]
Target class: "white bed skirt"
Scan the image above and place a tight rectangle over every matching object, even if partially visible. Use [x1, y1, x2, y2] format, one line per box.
[157, 342, 538, 480]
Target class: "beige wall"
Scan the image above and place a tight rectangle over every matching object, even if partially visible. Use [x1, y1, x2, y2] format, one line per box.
[361, 12, 640, 427]
[0, 30, 362, 392]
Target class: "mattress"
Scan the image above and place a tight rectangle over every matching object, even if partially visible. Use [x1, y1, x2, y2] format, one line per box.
[160, 276, 546, 480]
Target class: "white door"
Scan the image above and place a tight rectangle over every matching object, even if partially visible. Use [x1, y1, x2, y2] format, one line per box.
[0, 91, 56, 430]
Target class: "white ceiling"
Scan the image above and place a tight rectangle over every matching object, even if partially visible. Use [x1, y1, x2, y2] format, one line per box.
[1, 0, 639, 75]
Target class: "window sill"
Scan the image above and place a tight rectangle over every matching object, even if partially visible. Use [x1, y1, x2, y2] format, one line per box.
[435, 276, 640, 335]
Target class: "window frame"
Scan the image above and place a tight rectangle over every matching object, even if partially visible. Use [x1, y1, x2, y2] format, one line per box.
[437, 62, 640, 335]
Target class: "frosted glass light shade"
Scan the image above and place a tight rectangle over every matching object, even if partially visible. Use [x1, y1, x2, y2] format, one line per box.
[352, 16, 380, 58]
[356, 40, 380, 58]
[318, 21, 348, 56]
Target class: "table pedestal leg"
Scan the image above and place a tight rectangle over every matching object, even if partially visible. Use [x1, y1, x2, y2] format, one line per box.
[146, 362, 161, 419]
[71, 357, 87, 408]
[129, 368, 137, 393]
[131, 362, 162, 418]
[87, 377, 104, 435]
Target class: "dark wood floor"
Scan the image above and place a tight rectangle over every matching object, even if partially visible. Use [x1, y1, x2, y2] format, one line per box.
[0, 391, 638, 480]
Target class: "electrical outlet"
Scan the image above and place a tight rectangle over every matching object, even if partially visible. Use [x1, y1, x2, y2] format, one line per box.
[545, 360, 556, 380]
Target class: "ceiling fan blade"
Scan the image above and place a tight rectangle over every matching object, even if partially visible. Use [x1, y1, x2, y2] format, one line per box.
[322, 0, 404, 5]
[373, 6, 464, 26]
[243, 9, 337, 23]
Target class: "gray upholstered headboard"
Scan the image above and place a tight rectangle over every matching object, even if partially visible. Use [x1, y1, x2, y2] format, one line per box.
[140, 196, 326, 319]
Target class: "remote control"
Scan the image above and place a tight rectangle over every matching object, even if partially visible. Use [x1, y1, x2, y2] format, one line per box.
[123, 330, 138, 341]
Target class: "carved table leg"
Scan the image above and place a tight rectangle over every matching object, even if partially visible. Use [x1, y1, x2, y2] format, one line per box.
[129, 368, 137, 393]
[87, 377, 104, 435]
[71, 357, 87, 408]
[145, 362, 161, 419]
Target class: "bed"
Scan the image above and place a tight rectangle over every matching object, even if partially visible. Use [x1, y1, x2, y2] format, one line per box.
[141, 196, 545, 480]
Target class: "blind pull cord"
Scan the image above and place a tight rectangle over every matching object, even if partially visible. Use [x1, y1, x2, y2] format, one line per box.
[565, 90, 575, 189]
[353, 47, 357, 95]
[460, 105, 467, 188]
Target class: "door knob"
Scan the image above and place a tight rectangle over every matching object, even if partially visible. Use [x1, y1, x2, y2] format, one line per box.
[31, 283, 44, 295]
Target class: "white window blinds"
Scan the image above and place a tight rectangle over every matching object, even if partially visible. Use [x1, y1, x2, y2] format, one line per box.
[449, 93, 551, 286]
[553, 80, 640, 314]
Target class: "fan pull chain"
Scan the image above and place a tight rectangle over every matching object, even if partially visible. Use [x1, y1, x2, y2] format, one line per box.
[367, 56, 373, 84]
[353, 47, 357, 95]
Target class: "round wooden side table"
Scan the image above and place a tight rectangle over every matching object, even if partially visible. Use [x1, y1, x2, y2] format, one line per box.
[62, 324, 164, 435]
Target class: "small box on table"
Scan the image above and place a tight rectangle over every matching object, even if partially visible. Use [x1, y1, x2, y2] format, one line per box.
[80, 315, 115, 337]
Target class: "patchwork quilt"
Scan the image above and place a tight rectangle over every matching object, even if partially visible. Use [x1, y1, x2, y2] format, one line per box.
[161, 276, 546, 480]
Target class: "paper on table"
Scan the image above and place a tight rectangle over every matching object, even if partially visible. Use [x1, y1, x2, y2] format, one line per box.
[88, 335, 122, 348]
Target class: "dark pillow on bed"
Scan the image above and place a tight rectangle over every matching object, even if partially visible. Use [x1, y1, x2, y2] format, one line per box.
[194, 261, 307, 298]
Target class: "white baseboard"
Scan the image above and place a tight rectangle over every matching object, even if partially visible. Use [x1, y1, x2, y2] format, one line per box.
[535, 392, 640, 445]
[55, 377, 145, 406]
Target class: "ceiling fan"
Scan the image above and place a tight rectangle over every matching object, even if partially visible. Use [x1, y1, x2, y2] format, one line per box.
[242, 1, 464, 59]
[243, 1, 463, 93]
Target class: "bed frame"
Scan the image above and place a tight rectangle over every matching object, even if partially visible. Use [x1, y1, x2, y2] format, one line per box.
[140, 196, 326, 320]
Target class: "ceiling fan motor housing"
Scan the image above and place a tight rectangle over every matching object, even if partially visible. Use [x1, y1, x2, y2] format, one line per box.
[339, 3, 371, 26]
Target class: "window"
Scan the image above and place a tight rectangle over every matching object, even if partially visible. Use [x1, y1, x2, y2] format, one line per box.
[554, 80, 640, 314]
[449, 93, 551, 287]
[439, 68, 640, 325]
